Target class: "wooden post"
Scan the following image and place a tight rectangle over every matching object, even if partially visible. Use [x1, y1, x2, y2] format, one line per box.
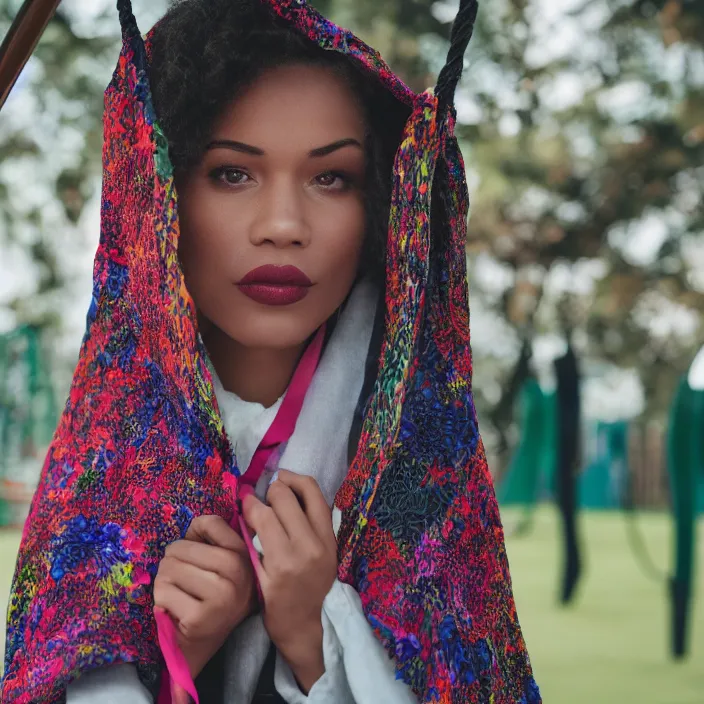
[0, 0, 63, 111]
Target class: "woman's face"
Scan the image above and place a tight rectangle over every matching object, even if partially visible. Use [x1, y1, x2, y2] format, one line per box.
[177, 63, 367, 351]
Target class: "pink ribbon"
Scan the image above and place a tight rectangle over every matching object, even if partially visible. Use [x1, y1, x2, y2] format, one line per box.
[155, 326, 325, 703]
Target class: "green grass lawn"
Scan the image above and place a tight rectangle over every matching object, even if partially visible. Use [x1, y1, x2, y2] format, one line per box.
[0, 508, 702, 702]
[503, 507, 704, 704]
[0, 528, 20, 665]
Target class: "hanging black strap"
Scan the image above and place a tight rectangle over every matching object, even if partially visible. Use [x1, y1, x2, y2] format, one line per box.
[435, 0, 479, 109]
[117, 0, 139, 39]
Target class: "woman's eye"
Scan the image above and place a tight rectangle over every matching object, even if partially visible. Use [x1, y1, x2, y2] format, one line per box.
[315, 171, 351, 190]
[211, 167, 250, 186]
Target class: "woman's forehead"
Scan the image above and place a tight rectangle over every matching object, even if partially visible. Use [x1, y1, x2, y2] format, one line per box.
[209, 64, 367, 150]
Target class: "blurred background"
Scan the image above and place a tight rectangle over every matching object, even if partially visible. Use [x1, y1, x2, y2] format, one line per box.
[0, 0, 702, 701]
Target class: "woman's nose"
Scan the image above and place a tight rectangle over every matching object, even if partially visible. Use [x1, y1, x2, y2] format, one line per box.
[249, 181, 311, 248]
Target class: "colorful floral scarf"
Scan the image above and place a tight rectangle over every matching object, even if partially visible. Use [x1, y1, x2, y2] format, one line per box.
[2, 1, 540, 702]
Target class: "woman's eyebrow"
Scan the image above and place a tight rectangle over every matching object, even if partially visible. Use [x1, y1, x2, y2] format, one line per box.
[309, 138, 363, 157]
[206, 139, 264, 155]
[205, 138, 363, 158]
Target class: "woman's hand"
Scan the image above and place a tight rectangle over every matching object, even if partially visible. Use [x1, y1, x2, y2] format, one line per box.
[242, 470, 338, 693]
[153, 515, 256, 679]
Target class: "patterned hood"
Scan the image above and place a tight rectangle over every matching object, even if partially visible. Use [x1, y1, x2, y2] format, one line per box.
[2, 1, 540, 702]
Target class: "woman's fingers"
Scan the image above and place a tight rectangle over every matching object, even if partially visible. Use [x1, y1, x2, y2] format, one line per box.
[245, 472, 338, 660]
[165, 540, 247, 585]
[185, 514, 247, 554]
[154, 517, 259, 680]
[265, 480, 318, 545]
[158, 554, 241, 602]
[273, 470, 336, 550]
[153, 580, 204, 639]
[162, 515, 254, 605]
[242, 494, 289, 568]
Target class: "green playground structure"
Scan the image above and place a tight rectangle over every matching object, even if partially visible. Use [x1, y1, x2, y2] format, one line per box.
[499, 378, 556, 516]
[0, 325, 58, 527]
[499, 369, 704, 659]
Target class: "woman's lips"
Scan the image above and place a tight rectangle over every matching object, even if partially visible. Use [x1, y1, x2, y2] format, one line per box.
[237, 265, 312, 306]
[238, 284, 310, 306]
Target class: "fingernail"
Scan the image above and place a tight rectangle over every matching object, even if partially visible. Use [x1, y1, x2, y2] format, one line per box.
[268, 470, 280, 487]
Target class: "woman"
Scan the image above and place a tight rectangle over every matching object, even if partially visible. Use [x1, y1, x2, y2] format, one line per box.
[1, 1, 540, 703]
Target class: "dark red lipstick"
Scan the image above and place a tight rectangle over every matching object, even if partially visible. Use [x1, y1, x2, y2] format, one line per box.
[237, 265, 312, 306]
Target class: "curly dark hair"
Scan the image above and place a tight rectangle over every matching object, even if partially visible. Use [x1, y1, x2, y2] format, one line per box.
[148, 0, 409, 281]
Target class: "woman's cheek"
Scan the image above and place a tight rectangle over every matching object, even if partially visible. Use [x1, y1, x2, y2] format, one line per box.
[333, 204, 365, 259]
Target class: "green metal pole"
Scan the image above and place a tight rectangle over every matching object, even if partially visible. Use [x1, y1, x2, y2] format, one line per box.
[0, 332, 8, 526]
[667, 377, 699, 658]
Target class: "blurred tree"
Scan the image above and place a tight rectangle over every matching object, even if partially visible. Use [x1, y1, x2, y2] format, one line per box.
[0, 1, 119, 329]
[325, 0, 704, 465]
[1, 0, 702, 463]
[461, 0, 704, 462]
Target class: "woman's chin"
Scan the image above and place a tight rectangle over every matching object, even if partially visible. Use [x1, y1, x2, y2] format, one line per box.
[219, 316, 322, 352]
